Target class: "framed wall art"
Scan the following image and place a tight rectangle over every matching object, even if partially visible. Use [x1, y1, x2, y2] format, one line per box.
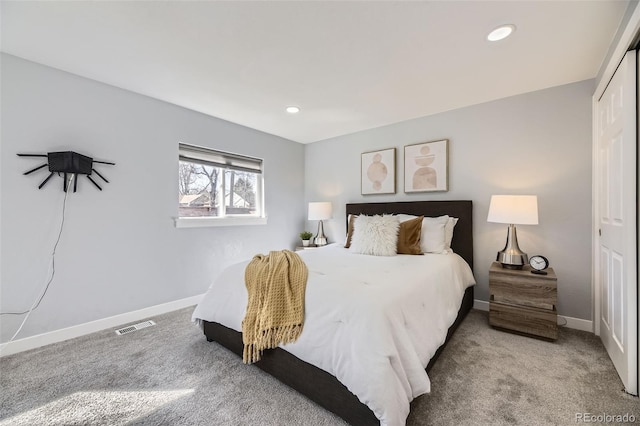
[361, 148, 395, 195]
[404, 139, 448, 193]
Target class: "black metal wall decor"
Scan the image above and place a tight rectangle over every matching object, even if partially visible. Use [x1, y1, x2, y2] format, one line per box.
[17, 151, 115, 192]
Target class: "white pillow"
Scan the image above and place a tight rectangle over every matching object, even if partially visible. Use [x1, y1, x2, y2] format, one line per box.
[350, 215, 400, 256]
[444, 217, 459, 253]
[420, 215, 449, 253]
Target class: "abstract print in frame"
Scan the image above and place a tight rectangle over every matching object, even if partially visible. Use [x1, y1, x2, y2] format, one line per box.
[404, 139, 448, 193]
[361, 148, 395, 195]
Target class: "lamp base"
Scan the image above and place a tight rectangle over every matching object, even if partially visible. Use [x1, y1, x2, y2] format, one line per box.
[314, 220, 328, 246]
[314, 237, 327, 246]
[497, 224, 528, 270]
[496, 251, 529, 269]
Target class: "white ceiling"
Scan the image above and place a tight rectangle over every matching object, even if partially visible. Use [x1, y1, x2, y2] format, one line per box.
[0, 1, 629, 144]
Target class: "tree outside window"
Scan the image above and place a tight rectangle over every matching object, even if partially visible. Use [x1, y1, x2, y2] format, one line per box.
[178, 144, 262, 219]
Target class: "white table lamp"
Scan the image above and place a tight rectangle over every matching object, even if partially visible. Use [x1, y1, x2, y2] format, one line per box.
[487, 195, 538, 269]
[308, 202, 332, 246]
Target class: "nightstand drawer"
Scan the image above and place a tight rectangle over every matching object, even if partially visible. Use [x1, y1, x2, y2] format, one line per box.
[490, 302, 558, 340]
[490, 279, 556, 310]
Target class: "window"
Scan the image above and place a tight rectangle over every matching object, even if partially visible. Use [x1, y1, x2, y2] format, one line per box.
[176, 143, 265, 227]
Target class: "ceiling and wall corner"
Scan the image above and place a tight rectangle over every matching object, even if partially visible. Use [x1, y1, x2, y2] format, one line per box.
[595, 1, 640, 86]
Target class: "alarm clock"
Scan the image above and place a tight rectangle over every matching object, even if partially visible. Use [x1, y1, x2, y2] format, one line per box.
[529, 255, 549, 275]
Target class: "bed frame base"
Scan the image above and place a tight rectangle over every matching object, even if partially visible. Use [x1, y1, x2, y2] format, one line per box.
[203, 286, 473, 426]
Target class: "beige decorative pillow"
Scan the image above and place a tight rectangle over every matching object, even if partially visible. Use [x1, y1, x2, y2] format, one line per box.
[397, 216, 423, 255]
[397, 213, 418, 223]
[344, 214, 358, 248]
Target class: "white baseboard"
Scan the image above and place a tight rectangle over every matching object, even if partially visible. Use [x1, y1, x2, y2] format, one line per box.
[0, 294, 204, 357]
[559, 316, 593, 332]
[473, 299, 490, 311]
[473, 299, 593, 333]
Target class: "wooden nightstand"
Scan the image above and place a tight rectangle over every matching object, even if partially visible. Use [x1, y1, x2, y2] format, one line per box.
[489, 261, 558, 340]
[295, 245, 318, 251]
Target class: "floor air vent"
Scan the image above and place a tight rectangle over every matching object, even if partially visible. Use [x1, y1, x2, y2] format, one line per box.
[115, 320, 156, 336]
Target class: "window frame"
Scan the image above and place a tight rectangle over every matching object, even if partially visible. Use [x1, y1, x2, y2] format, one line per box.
[175, 143, 266, 228]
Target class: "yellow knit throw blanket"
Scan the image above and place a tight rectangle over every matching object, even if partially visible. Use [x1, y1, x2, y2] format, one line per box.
[242, 250, 308, 364]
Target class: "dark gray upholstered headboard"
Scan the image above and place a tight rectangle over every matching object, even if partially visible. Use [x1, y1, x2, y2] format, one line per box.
[345, 200, 473, 270]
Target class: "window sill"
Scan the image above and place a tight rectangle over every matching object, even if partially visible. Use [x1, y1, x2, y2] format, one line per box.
[174, 216, 267, 228]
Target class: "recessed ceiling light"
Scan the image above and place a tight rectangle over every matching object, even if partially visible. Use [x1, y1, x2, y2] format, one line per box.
[286, 106, 300, 114]
[487, 24, 516, 42]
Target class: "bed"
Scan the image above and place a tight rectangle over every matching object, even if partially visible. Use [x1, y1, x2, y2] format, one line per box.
[194, 200, 475, 425]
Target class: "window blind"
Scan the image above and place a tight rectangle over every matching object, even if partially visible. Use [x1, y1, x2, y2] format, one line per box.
[179, 143, 262, 174]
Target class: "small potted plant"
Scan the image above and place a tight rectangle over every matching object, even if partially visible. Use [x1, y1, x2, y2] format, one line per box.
[300, 231, 313, 247]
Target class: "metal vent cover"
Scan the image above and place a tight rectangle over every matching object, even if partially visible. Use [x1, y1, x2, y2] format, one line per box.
[115, 320, 156, 335]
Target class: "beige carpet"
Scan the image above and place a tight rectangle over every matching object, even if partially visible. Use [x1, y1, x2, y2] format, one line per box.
[0, 308, 637, 425]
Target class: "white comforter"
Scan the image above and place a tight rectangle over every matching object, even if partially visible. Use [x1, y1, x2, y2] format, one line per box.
[192, 244, 475, 426]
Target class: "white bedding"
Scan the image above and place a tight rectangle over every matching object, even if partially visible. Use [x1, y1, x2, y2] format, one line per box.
[192, 243, 475, 426]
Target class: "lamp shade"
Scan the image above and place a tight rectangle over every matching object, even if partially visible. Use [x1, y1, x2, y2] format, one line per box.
[487, 195, 538, 225]
[308, 202, 332, 220]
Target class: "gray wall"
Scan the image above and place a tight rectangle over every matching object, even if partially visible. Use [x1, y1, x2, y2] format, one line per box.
[0, 54, 305, 342]
[305, 80, 593, 320]
[0, 52, 595, 342]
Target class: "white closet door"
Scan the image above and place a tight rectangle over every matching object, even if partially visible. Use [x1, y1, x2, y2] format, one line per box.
[596, 49, 638, 396]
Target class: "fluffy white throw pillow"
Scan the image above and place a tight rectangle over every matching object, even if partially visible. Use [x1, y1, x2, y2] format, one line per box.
[350, 215, 400, 256]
